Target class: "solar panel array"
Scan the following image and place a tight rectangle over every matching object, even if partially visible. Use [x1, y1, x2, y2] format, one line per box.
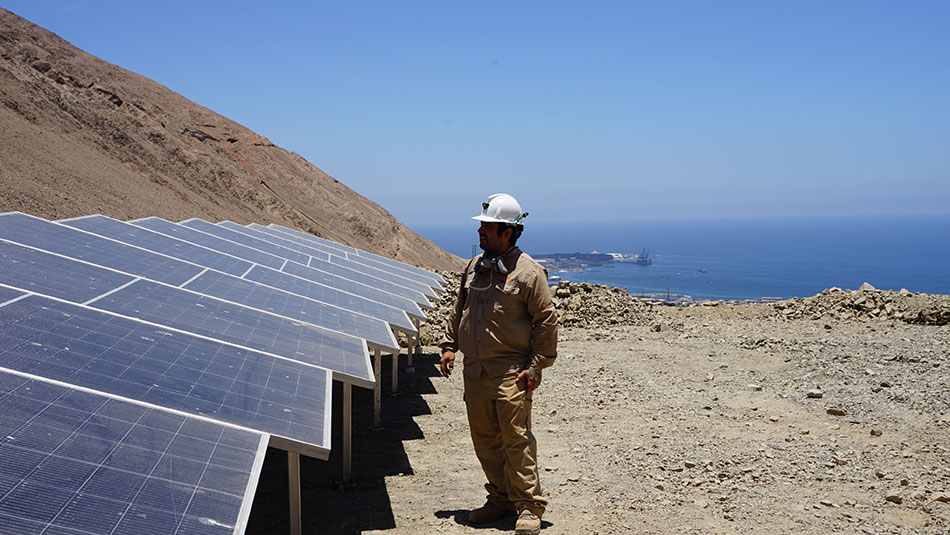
[0, 211, 445, 534]
[0, 369, 268, 535]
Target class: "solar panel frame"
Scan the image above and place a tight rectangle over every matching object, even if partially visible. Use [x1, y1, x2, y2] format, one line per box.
[0, 368, 269, 535]
[0, 292, 333, 458]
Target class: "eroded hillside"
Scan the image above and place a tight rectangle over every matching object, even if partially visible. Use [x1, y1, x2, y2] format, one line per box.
[0, 8, 462, 271]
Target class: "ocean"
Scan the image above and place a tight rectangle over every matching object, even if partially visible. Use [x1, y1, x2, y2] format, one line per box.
[412, 215, 950, 301]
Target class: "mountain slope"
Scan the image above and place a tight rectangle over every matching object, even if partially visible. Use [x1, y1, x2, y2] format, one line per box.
[0, 8, 462, 271]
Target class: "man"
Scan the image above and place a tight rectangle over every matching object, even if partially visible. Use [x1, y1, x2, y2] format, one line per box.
[439, 193, 558, 535]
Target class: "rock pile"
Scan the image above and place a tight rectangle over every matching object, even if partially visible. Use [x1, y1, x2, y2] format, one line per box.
[416, 272, 657, 345]
[415, 270, 462, 346]
[771, 283, 950, 325]
[551, 280, 656, 328]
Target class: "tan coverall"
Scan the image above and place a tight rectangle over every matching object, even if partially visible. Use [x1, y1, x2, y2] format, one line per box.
[439, 246, 558, 516]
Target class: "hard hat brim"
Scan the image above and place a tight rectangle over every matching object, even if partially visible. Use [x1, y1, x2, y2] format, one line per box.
[472, 214, 511, 223]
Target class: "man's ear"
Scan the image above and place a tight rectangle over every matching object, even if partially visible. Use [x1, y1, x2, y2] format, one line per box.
[502, 226, 513, 244]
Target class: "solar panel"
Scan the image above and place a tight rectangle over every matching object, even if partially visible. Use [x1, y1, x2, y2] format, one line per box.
[0, 212, 204, 287]
[221, 222, 342, 264]
[220, 221, 438, 299]
[58, 216, 416, 334]
[181, 270, 400, 352]
[90, 280, 374, 387]
[242, 265, 421, 328]
[0, 239, 136, 303]
[122, 219, 426, 322]
[245, 223, 446, 296]
[342, 250, 443, 290]
[181, 219, 313, 265]
[248, 223, 444, 290]
[0, 293, 331, 458]
[0, 242, 375, 388]
[301, 254, 432, 307]
[133, 218, 431, 310]
[2, 215, 399, 354]
[266, 222, 448, 285]
[131, 217, 287, 270]
[0, 369, 267, 535]
[61, 215, 253, 278]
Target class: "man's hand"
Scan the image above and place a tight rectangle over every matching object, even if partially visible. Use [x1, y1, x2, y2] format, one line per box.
[516, 367, 542, 392]
[440, 350, 456, 378]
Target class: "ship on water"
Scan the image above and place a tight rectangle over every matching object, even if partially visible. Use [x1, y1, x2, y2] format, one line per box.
[634, 248, 653, 266]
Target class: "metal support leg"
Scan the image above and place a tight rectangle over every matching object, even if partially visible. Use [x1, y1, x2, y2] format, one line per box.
[413, 317, 422, 358]
[342, 382, 352, 484]
[373, 347, 381, 428]
[406, 329, 415, 372]
[391, 351, 399, 394]
[288, 451, 301, 535]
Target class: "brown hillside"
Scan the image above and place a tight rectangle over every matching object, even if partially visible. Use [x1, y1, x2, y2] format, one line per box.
[0, 9, 463, 271]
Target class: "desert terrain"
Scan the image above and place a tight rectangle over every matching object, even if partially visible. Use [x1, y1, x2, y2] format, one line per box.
[245, 278, 949, 534]
[2, 8, 947, 534]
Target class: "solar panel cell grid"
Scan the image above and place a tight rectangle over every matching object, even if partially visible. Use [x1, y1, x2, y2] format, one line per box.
[224, 221, 438, 297]
[266, 222, 447, 284]
[0, 295, 331, 454]
[0, 370, 266, 535]
[130, 217, 286, 270]
[0, 239, 373, 387]
[181, 219, 310, 265]
[92, 280, 373, 386]
[341, 251, 441, 288]
[0, 241, 134, 303]
[246, 263, 425, 320]
[302, 255, 431, 306]
[62, 215, 253, 278]
[181, 270, 400, 351]
[0, 287, 25, 305]
[219, 221, 334, 261]
[0, 213, 205, 287]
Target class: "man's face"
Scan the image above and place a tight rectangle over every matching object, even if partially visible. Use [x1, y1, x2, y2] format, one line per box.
[478, 222, 510, 256]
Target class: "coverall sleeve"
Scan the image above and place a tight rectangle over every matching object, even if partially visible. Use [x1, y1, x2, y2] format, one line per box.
[526, 267, 558, 371]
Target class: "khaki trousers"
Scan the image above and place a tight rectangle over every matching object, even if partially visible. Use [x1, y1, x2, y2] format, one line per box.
[463, 370, 546, 516]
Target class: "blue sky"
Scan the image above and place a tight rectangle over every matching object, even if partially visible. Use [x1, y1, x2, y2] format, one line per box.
[4, 1, 949, 226]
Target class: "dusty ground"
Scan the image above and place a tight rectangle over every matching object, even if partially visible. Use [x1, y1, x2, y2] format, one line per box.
[246, 301, 949, 534]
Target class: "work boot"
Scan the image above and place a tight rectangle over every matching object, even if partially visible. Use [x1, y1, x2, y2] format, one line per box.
[467, 501, 510, 525]
[515, 510, 541, 535]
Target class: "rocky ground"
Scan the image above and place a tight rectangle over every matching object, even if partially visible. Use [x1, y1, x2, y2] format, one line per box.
[248, 279, 949, 535]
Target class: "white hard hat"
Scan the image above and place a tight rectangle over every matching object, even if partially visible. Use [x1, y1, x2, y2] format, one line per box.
[472, 193, 528, 226]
